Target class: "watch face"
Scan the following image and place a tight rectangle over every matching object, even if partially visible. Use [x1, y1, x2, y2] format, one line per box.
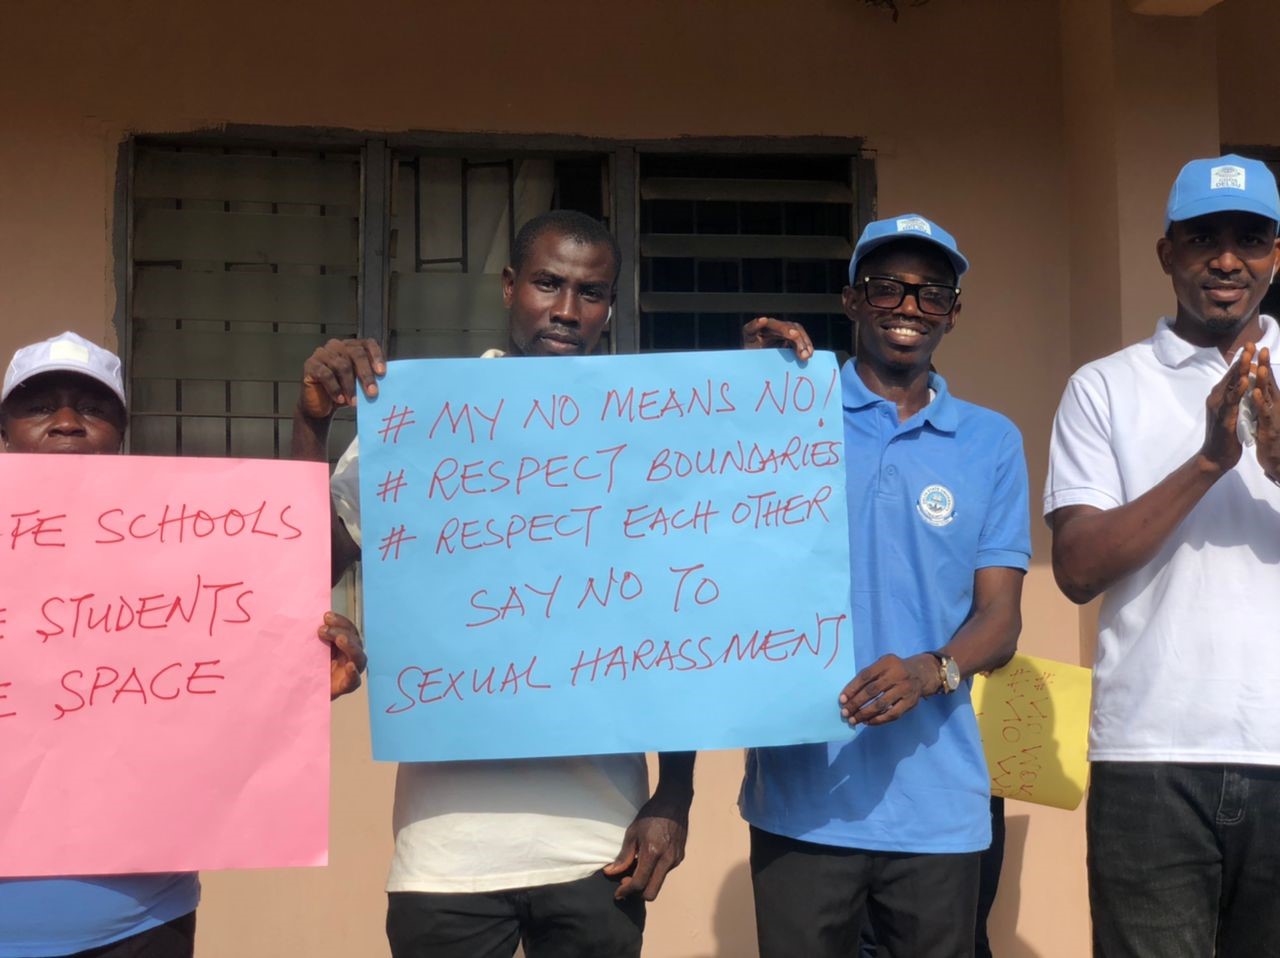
[943, 656, 961, 691]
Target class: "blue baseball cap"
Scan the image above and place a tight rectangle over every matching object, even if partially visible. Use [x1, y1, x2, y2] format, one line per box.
[1165, 154, 1280, 229]
[848, 213, 969, 286]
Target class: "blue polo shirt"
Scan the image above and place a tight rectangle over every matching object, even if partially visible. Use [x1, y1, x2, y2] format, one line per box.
[0, 875, 199, 956]
[739, 361, 1030, 853]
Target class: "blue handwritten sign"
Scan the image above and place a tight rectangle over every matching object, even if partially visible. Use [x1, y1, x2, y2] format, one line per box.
[356, 349, 854, 761]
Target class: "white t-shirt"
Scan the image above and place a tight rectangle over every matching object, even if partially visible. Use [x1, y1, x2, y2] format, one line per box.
[331, 351, 649, 893]
[1044, 314, 1280, 765]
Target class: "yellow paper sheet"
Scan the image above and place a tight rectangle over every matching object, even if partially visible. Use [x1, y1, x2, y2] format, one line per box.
[972, 653, 1092, 810]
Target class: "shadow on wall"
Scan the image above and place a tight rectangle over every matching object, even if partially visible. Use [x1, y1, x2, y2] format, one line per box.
[988, 814, 1045, 958]
[711, 861, 758, 958]
[676, 859, 757, 958]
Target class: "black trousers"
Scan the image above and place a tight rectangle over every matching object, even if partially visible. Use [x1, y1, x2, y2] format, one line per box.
[973, 797, 1005, 958]
[1089, 762, 1280, 958]
[858, 797, 1004, 958]
[386, 870, 644, 958]
[751, 826, 980, 958]
[68, 912, 196, 958]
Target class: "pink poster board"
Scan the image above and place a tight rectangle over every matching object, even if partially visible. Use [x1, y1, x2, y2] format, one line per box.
[0, 454, 332, 876]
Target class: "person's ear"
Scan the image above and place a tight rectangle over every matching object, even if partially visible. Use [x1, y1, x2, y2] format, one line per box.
[841, 285, 860, 320]
[1157, 235, 1175, 276]
[501, 266, 516, 309]
[945, 300, 961, 333]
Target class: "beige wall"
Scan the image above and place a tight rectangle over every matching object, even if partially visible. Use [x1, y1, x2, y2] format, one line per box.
[1, 0, 1269, 955]
[1216, 0, 1280, 149]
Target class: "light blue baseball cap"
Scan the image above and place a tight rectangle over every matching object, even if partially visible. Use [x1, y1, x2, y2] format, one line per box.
[848, 213, 969, 285]
[1165, 154, 1280, 229]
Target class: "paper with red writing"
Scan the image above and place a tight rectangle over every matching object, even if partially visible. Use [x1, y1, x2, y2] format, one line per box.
[972, 653, 1092, 810]
[357, 349, 854, 761]
[0, 455, 331, 876]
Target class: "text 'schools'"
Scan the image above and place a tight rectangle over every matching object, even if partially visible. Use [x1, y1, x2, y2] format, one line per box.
[0, 455, 332, 876]
[357, 349, 855, 761]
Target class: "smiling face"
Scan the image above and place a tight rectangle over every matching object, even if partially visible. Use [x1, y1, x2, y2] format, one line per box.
[842, 240, 960, 376]
[1159, 211, 1280, 347]
[502, 229, 618, 358]
[1, 372, 126, 455]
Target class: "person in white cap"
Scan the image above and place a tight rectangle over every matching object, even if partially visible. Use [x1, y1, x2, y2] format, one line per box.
[1046, 155, 1280, 956]
[0, 331, 367, 958]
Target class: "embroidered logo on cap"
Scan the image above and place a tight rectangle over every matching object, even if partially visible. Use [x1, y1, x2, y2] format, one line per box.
[916, 484, 956, 527]
[1210, 165, 1246, 191]
[896, 216, 932, 236]
[48, 341, 91, 364]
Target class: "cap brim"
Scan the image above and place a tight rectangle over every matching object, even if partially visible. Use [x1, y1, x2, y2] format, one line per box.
[849, 234, 970, 285]
[1166, 195, 1280, 229]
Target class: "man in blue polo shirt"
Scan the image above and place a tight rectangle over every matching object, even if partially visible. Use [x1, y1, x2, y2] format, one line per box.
[740, 214, 1030, 958]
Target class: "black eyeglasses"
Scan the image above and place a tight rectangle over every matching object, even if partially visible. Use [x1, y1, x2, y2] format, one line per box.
[858, 276, 960, 316]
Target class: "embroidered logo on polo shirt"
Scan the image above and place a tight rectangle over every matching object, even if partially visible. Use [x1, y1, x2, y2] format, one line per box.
[896, 216, 932, 236]
[1210, 165, 1245, 191]
[916, 484, 956, 527]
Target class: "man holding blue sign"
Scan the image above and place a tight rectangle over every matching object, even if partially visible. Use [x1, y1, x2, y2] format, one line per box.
[740, 215, 1030, 958]
[292, 211, 694, 958]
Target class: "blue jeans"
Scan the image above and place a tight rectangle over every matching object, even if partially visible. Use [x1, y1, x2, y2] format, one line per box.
[1088, 762, 1280, 958]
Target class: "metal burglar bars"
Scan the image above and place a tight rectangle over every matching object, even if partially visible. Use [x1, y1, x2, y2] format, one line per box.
[129, 143, 360, 460]
[125, 136, 868, 458]
[387, 152, 610, 360]
[639, 152, 858, 354]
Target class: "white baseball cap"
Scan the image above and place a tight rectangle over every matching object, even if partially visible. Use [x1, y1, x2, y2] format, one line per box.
[2, 331, 127, 406]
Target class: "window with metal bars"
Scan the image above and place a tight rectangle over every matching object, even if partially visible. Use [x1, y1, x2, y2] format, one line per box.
[639, 152, 858, 356]
[386, 153, 609, 361]
[125, 136, 868, 459]
[128, 142, 360, 462]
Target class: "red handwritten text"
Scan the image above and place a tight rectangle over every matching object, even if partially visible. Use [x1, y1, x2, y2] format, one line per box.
[427, 445, 626, 500]
[386, 656, 552, 713]
[95, 501, 301, 545]
[9, 510, 67, 550]
[53, 659, 225, 720]
[435, 506, 602, 554]
[36, 575, 253, 641]
[568, 611, 848, 685]
[600, 381, 736, 423]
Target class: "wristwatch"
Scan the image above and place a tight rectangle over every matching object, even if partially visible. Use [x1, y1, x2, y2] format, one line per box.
[929, 652, 961, 694]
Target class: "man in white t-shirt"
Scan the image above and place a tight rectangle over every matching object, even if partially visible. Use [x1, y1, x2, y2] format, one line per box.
[291, 210, 694, 958]
[1045, 154, 1280, 957]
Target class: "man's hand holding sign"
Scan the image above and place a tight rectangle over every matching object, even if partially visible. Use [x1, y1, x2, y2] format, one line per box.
[286, 212, 855, 958]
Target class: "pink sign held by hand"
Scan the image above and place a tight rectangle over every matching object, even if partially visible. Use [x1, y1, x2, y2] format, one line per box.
[0, 454, 332, 876]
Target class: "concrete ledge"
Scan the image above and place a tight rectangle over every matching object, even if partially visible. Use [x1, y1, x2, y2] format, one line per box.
[1127, 0, 1224, 16]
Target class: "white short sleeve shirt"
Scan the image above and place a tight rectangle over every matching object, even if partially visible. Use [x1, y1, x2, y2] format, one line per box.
[1045, 315, 1280, 764]
[332, 349, 650, 893]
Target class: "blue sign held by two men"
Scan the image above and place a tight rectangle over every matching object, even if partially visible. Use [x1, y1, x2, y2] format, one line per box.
[356, 349, 855, 762]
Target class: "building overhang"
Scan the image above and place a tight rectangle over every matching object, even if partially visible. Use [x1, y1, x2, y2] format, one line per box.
[1127, 0, 1224, 16]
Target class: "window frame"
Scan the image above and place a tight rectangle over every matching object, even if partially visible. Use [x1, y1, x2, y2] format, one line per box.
[114, 128, 871, 417]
